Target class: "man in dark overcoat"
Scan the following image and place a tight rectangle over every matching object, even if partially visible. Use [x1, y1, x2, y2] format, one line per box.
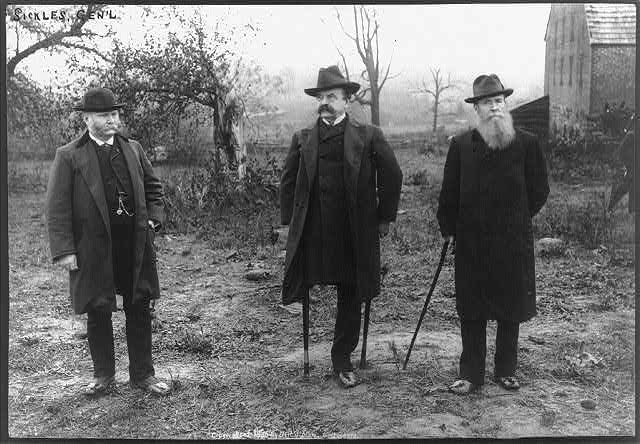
[437, 74, 549, 394]
[46, 88, 170, 396]
[280, 66, 403, 387]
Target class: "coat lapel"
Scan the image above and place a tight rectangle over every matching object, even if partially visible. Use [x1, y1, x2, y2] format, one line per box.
[343, 119, 365, 207]
[301, 124, 319, 183]
[74, 134, 111, 233]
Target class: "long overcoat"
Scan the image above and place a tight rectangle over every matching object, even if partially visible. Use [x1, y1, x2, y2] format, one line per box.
[46, 131, 164, 314]
[280, 117, 403, 305]
[437, 129, 549, 322]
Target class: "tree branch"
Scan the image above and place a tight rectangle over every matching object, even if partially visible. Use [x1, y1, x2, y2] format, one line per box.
[6, 4, 107, 79]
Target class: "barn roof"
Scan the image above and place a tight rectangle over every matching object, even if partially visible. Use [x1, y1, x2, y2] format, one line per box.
[585, 3, 636, 45]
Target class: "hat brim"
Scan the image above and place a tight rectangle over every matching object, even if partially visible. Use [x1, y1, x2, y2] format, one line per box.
[304, 82, 361, 97]
[464, 89, 513, 104]
[73, 103, 126, 112]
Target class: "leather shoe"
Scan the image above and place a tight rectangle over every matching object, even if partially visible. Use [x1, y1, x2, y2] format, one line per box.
[130, 375, 171, 396]
[336, 370, 358, 388]
[85, 375, 115, 396]
[494, 376, 520, 390]
[448, 379, 478, 394]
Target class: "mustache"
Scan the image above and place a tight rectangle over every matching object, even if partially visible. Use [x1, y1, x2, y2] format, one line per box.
[318, 104, 335, 114]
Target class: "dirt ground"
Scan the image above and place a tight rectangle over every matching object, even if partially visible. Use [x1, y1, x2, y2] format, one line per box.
[7, 153, 636, 439]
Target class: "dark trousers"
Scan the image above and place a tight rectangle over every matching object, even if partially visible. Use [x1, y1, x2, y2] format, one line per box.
[87, 221, 154, 381]
[331, 284, 361, 372]
[459, 319, 519, 385]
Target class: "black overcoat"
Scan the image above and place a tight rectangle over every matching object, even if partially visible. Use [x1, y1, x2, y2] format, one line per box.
[46, 131, 164, 314]
[437, 129, 549, 322]
[280, 117, 403, 305]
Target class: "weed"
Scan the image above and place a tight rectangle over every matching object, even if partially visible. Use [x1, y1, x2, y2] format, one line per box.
[386, 340, 403, 372]
[407, 170, 430, 186]
[534, 191, 613, 248]
[173, 326, 215, 356]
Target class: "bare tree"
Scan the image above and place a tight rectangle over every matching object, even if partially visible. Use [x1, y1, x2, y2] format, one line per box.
[333, 5, 398, 126]
[6, 4, 115, 79]
[418, 67, 458, 136]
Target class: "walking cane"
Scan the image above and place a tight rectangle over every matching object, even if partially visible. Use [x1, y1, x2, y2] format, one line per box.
[403, 238, 450, 370]
[360, 235, 388, 369]
[359, 298, 371, 369]
[302, 291, 310, 377]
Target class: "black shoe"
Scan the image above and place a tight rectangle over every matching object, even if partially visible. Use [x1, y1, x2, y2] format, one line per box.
[494, 376, 520, 390]
[335, 370, 358, 388]
[448, 379, 479, 394]
[85, 375, 115, 396]
[130, 375, 171, 396]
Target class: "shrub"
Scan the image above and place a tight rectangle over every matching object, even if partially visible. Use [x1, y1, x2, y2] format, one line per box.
[534, 191, 612, 249]
[162, 151, 281, 249]
[547, 130, 619, 182]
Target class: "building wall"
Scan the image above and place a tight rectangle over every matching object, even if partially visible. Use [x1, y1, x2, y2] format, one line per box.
[590, 45, 635, 116]
[545, 4, 591, 134]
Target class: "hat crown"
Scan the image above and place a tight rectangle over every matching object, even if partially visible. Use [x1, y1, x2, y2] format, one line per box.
[74, 87, 124, 112]
[317, 65, 347, 87]
[464, 74, 513, 103]
[304, 65, 360, 96]
[473, 74, 505, 98]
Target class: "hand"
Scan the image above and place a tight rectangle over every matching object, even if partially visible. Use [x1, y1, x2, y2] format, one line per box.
[56, 254, 78, 271]
[379, 222, 390, 238]
[445, 235, 456, 255]
[148, 219, 160, 231]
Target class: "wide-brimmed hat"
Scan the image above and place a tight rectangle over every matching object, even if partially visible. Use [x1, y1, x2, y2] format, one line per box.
[304, 65, 360, 97]
[464, 74, 513, 103]
[73, 87, 125, 112]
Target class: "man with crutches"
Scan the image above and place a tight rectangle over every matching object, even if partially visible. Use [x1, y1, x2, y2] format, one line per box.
[279, 66, 402, 388]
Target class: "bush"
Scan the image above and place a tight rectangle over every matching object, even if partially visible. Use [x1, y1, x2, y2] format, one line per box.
[162, 151, 281, 250]
[547, 130, 618, 182]
[533, 191, 612, 249]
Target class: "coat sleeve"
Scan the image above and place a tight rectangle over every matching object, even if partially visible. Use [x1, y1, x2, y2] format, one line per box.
[436, 137, 461, 237]
[524, 136, 550, 217]
[45, 149, 76, 262]
[279, 132, 301, 226]
[372, 126, 403, 222]
[134, 141, 165, 225]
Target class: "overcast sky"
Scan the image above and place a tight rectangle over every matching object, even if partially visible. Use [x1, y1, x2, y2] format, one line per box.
[229, 4, 551, 88]
[10, 4, 552, 93]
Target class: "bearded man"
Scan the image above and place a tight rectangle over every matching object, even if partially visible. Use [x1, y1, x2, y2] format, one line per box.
[280, 66, 402, 388]
[46, 87, 170, 396]
[437, 74, 550, 394]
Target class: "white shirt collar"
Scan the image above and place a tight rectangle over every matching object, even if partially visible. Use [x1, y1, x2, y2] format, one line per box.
[89, 132, 114, 146]
[322, 112, 346, 127]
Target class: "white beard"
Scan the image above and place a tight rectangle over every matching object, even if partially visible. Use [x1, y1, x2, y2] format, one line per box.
[476, 111, 516, 150]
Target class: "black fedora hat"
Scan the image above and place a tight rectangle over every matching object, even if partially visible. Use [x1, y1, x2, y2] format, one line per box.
[73, 87, 125, 112]
[304, 65, 360, 97]
[464, 74, 513, 104]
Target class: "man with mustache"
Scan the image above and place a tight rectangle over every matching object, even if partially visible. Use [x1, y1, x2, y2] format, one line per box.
[46, 87, 170, 396]
[437, 74, 549, 394]
[280, 66, 402, 387]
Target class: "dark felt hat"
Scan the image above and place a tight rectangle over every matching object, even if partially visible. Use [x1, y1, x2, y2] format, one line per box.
[464, 74, 513, 103]
[73, 87, 125, 112]
[304, 65, 360, 97]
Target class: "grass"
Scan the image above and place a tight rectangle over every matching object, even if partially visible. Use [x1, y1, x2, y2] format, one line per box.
[7, 142, 636, 439]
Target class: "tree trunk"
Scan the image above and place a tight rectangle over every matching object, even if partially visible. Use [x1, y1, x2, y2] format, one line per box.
[432, 95, 439, 135]
[371, 92, 381, 126]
